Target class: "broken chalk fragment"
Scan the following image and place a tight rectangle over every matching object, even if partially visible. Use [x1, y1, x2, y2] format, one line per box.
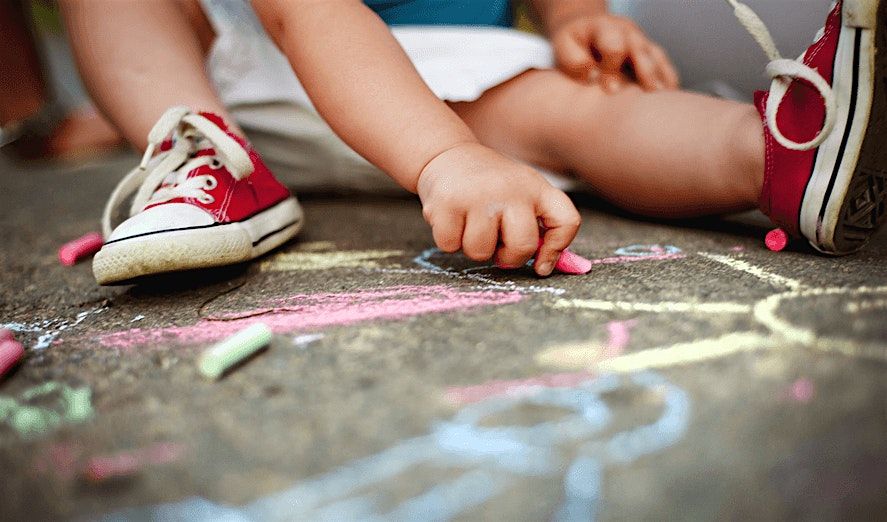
[765, 228, 788, 252]
[0, 329, 14, 342]
[59, 232, 104, 266]
[0, 340, 24, 379]
[198, 323, 272, 380]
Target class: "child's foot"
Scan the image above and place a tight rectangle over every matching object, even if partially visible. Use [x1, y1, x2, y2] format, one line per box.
[93, 107, 303, 285]
[732, 0, 887, 254]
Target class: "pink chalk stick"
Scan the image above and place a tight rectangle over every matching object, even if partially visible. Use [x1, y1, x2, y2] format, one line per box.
[554, 249, 593, 275]
[83, 442, 185, 482]
[0, 329, 14, 342]
[59, 232, 104, 266]
[0, 340, 24, 378]
[765, 228, 788, 252]
[497, 239, 593, 275]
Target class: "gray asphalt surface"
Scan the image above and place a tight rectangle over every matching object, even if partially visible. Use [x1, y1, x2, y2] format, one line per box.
[1, 152, 886, 520]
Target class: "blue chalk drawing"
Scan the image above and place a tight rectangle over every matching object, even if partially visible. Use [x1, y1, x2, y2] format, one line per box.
[103, 372, 690, 521]
[613, 245, 682, 257]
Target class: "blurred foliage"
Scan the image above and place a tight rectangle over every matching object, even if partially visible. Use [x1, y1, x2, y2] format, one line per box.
[28, 0, 63, 34]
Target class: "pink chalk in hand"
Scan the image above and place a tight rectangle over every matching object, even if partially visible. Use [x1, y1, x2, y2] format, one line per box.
[765, 228, 788, 252]
[59, 232, 104, 266]
[0, 340, 24, 379]
[554, 248, 593, 275]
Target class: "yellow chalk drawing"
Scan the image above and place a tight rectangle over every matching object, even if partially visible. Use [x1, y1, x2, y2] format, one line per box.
[536, 341, 602, 370]
[596, 333, 772, 374]
[541, 251, 887, 373]
[553, 298, 751, 314]
[259, 249, 404, 272]
[295, 241, 338, 252]
[0, 382, 93, 439]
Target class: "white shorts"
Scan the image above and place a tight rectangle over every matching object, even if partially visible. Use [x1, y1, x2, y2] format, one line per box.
[200, 0, 571, 193]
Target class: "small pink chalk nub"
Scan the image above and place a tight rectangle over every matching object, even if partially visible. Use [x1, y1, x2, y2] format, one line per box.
[554, 248, 593, 275]
[59, 232, 104, 266]
[0, 328, 14, 342]
[0, 340, 24, 378]
[765, 228, 789, 252]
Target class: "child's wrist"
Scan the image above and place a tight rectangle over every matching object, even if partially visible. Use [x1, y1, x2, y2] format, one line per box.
[413, 140, 481, 194]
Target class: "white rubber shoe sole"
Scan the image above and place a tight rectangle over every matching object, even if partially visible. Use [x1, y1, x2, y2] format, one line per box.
[93, 197, 303, 285]
[800, 0, 886, 254]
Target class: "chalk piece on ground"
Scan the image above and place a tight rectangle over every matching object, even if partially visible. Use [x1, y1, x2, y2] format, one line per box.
[555, 249, 593, 275]
[198, 323, 272, 380]
[765, 228, 788, 252]
[84, 454, 140, 483]
[0, 329, 14, 342]
[0, 340, 24, 378]
[59, 232, 104, 266]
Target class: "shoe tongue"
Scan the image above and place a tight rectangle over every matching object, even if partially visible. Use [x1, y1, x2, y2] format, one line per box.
[198, 112, 228, 132]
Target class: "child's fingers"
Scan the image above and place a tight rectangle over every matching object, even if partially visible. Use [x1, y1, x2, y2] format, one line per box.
[495, 208, 540, 269]
[649, 44, 680, 89]
[553, 30, 596, 80]
[429, 210, 465, 253]
[626, 33, 660, 91]
[594, 27, 629, 79]
[535, 190, 581, 276]
[461, 212, 500, 262]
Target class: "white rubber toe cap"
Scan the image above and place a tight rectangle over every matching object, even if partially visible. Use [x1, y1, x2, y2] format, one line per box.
[107, 203, 217, 243]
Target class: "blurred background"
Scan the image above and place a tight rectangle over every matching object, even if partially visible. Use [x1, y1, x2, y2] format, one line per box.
[1, 0, 831, 164]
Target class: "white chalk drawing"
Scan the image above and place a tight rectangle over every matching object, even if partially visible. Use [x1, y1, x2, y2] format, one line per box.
[104, 372, 690, 521]
[1, 305, 106, 350]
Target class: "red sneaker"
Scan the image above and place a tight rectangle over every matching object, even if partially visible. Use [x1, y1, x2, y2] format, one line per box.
[93, 107, 303, 284]
[733, 0, 887, 253]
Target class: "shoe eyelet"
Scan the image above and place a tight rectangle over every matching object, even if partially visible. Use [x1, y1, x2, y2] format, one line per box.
[210, 159, 222, 169]
[203, 176, 218, 190]
[198, 194, 215, 204]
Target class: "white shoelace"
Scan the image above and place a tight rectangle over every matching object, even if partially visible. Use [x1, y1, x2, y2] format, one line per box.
[726, 0, 838, 151]
[101, 107, 254, 238]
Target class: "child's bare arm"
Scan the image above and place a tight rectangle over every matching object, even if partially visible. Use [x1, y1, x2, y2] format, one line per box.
[530, 0, 679, 91]
[252, 0, 580, 275]
[252, 0, 473, 192]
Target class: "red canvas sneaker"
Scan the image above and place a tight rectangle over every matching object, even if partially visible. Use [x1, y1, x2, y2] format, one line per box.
[93, 107, 303, 284]
[731, 0, 886, 254]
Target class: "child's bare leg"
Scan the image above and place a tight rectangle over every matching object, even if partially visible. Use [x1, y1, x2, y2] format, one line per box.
[59, 0, 229, 150]
[452, 70, 764, 218]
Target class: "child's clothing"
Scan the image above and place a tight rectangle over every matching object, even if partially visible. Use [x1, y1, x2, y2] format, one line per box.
[365, 0, 513, 27]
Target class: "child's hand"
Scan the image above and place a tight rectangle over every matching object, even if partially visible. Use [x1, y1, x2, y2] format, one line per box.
[550, 13, 680, 92]
[416, 143, 581, 276]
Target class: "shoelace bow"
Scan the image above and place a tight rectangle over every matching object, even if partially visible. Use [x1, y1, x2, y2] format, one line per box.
[726, 0, 838, 151]
[101, 106, 254, 238]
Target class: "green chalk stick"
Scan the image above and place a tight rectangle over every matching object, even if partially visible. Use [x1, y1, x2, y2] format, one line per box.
[198, 323, 272, 380]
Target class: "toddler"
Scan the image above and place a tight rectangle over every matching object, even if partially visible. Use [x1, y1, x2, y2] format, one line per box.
[59, 0, 886, 285]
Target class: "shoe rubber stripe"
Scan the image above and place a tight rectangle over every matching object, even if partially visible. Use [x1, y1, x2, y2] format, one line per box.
[797, 10, 844, 235]
[817, 28, 863, 239]
[251, 220, 301, 247]
[103, 196, 295, 246]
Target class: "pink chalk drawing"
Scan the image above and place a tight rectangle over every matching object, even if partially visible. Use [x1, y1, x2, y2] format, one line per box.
[444, 371, 596, 405]
[446, 320, 637, 405]
[788, 378, 815, 403]
[97, 285, 523, 350]
[602, 319, 637, 358]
